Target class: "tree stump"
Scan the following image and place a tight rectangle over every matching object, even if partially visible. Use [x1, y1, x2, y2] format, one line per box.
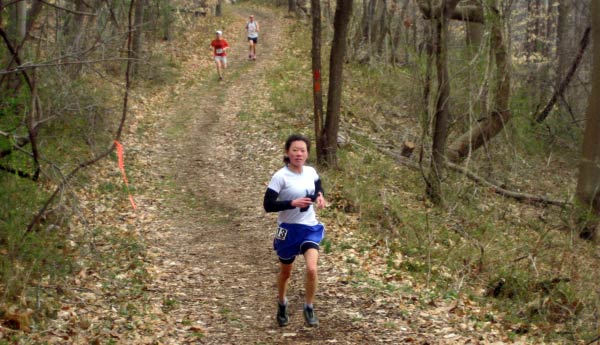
[401, 140, 415, 157]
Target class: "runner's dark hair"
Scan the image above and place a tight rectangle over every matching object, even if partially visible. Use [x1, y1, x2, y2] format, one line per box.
[283, 134, 311, 164]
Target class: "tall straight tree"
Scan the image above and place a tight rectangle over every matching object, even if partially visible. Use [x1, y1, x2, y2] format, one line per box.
[318, 0, 353, 166]
[311, 0, 325, 156]
[425, 0, 460, 205]
[575, 0, 600, 240]
[132, 0, 145, 77]
[555, 0, 571, 90]
[17, 0, 26, 39]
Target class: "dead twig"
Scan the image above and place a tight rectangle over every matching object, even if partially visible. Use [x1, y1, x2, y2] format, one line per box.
[445, 160, 568, 206]
[0, 165, 36, 179]
[380, 146, 569, 207]
[37, 0, 97, 16]
[585, 335, 600, 345]
[0, 57, 138, 75]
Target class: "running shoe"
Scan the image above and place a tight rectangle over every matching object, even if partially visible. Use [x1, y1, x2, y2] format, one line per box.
[277, 303, 289, 327]
[303, 305, 318, 327]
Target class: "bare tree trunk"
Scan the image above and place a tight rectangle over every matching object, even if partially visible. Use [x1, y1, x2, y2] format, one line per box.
[26, 1, 44, 36]
[17, 0, 27, 39]
[395, 0, 411, 64]
[446, 6, 510, 163]
[216, 0, 223, 16]
[411, 0, 417, 53]
[362, 0, 375, 49]
[319, 0, 353, 166]
[465, 21, 482, 53]
[425, 0, 460, 205]
[374, 0, 388, 55]
[296, 0, 309, 16]
[389, 0, 402, 64]
[575, 0, 600, 241]
[463, 0, 484, 122]
[132, 0, 145, 76]
[543, 0, 552, 58]
[288, 0, 297, 13]
[421, 17, 433, 110]
[311, 0, 325, 156]
[463, 0, 482, 54]
[66, 0, 89, 77]
[555, 0, 570, 90]
[525, 0, 534, 59]
[534, 0, 542, 54]
[6, 0, 18, 43]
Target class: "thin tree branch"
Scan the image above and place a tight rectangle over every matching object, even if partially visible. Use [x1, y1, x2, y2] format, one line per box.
[417, 1, 484, 23]
[25, 0, 136, 235]
[0, 0, 23, 9]
[0, 27, 34, 90]
[28, 84, 41, 180]
[0, 164, 36, 179]
[585, 335, 600, 345]
[102, 0, 121, 30]
[0, 26, 43, 179]
[0, 57, 140, 75]
[535, 27, 591, 123]
[444, 161, 568, 206]
[37, 0, 97, 16]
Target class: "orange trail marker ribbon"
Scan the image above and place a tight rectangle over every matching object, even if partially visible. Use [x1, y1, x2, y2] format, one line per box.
[114, 140, 137, 210]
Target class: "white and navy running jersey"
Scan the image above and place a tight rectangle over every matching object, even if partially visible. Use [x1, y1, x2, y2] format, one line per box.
[247, 21, 259, 38]
[267, 166, 320, 226]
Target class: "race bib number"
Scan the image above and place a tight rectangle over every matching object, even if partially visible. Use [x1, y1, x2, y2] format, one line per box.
[275, 227, 288, 240]
[216, 48, 224, 54]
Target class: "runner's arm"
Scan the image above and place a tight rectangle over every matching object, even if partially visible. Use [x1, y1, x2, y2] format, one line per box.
[263, 188, 294, 212]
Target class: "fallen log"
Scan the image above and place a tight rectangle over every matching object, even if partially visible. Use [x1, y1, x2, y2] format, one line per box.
[385, 148, 568, 207]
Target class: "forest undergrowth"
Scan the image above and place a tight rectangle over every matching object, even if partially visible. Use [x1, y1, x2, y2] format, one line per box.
[1, 2, 599, 344]
[0, 5, 225, 343]
[266, 17, 600, 344]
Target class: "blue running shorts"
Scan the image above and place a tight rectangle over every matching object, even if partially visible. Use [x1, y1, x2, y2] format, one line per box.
[273, 223, 325, 261]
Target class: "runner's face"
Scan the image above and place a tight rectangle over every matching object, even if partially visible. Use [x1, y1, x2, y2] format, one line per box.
[286, 141, 308, 168]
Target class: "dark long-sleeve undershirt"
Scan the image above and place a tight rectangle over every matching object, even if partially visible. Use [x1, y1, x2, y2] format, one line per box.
[315, 179, 324, 197]
[263, 188, 294, 212]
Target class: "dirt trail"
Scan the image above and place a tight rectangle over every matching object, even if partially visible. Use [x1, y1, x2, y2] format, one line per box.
[127, 6, 505, 345]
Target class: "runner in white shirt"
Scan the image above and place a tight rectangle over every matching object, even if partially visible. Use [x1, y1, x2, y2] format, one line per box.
[246, 15, 259, 60]
[263, 134, 327, 327]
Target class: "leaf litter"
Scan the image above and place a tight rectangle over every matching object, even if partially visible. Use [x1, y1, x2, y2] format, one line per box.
[1, 5, 527, 345]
